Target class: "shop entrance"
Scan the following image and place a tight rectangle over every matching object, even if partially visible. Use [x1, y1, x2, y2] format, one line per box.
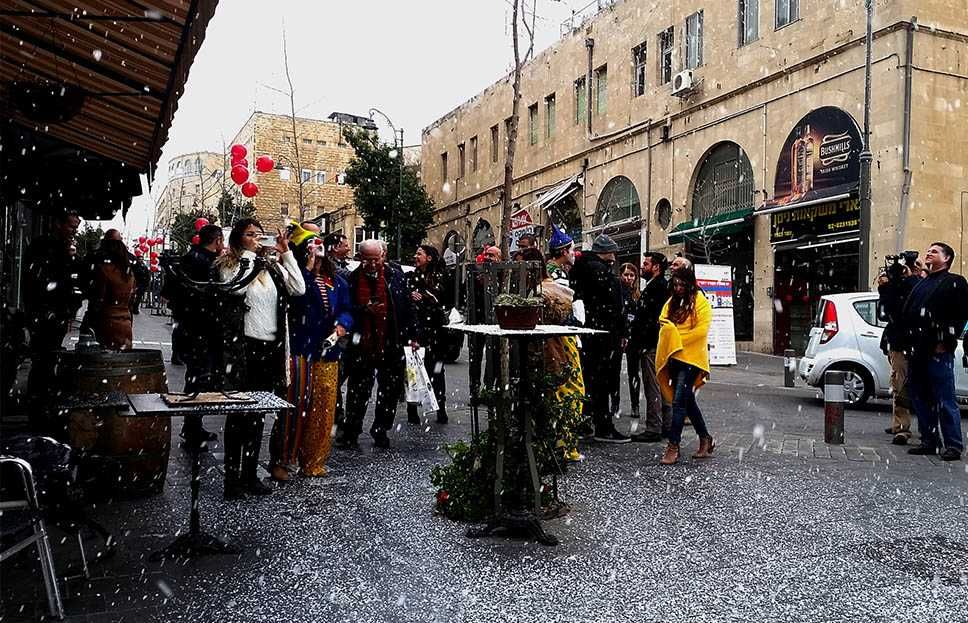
[772, 239, 859, 354]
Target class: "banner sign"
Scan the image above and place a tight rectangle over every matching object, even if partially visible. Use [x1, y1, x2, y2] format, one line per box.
[762, 106, 862, 211]
[508, 207, 535, 252]
[770, 196, 860, 243]
[695, 264, 738, 366]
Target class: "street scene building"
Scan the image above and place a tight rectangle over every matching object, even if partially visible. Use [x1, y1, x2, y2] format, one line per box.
[421, 0, 968, 353]
[152, 151, 225, 232]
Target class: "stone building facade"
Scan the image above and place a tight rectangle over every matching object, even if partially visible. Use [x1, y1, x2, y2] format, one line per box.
[153, 151, 224, 231]
[420, 0, 968, 354]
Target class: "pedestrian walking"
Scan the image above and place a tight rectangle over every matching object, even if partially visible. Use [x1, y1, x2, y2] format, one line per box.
[614, 262, 641, 418]
[173, 224, 224, 449]
[655, 266, 714, 465]
[631, 252, 671, 443]
[900, 242, 968, 461]
[570, 234, 629, 443]
[86, 238, 136, 350]
[270, 225, 352, 480]
[216, 218, 305, 498]
[407, 245, 450, 425]
[336, 239, 416, 450]
[876, 251, 921, 445]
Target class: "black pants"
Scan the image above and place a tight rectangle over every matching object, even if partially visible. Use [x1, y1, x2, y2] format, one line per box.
[343, 350, 405, 438]
[469, 334, 496, 399]
[181, 330, 215, 439]
[224, 337, 280, 482]
[27, 318, 70, 433]
[582, 334, 622, 434]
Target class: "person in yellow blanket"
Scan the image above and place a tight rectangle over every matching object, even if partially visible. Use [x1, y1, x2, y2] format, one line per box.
[655, 265, 714, 465]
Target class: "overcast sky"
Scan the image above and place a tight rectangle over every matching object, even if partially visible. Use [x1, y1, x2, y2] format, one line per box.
[102, 0, 581, 236]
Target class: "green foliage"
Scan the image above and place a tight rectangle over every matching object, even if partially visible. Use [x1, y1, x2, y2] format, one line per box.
[343, 128, 435, 260]
[170, 208, 218, 255]
[75, 224, 105, 259]
[494, 293, 543, 307]
[216, 190, 254, 229]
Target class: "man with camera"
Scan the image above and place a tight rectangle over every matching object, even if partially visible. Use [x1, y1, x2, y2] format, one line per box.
[876, 250, 921, 446]
[899, 242, 968, 461]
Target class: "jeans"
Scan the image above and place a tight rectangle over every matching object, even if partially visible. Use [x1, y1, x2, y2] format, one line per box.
[666, 359, 710, 445]
[908, 352, 964, 452]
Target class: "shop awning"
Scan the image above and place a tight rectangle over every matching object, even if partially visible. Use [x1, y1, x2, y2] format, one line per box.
[524, 173, 583, 214]
[756, 184, 857, 216]
[0, 1, 219, 218]
[666, 207, 752, 245]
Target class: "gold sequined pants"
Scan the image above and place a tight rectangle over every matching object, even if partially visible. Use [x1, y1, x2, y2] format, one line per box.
[270, 358, 339, 477]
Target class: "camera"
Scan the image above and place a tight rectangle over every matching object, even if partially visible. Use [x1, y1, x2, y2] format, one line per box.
[883, 250, 918, 282]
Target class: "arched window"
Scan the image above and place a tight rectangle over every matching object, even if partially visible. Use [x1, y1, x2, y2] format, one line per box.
[691, 142, 755, 220]
[549, 195, 582, 243]
[472, 219, 495, 254]
[655, 198, 672, 230]
[594, 176, 640, 226]
[444, 230, 467, 263]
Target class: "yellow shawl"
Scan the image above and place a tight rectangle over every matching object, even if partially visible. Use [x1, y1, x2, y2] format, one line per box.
[655, 294, 712, 403]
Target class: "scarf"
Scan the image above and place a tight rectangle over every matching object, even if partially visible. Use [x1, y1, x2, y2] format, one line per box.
[356, 269, 388, 356]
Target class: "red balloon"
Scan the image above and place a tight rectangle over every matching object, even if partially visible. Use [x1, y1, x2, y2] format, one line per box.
[134, 249, 143, 257]
[138, 236, 146, 244]
[231, 157, 248, 169]
[230, 144, 247, 160]
[255, 155, 274, 173]
[150, 265, 160, 273]
[231, 165, 249, 185]
[191, 234, 201, 245]
[155, 237, 165, 245]
[139, 244, 149, 253]
[194, 217, 209, 232]
[149, 251, 159, 260]
[241, 181, 259, 198]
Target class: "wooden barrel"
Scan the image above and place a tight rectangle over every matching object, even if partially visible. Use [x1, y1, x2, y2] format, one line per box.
[57, 349, 170, 496]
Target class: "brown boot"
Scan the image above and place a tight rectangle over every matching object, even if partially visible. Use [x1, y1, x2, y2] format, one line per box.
[270, 465, 290, 482]
[660, 443, 680, 465]
[693, 436, 715, 459]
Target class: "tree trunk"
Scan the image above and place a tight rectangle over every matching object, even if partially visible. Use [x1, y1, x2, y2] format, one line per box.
[500, 0, 523, 258]
[283, 29, 304, 221]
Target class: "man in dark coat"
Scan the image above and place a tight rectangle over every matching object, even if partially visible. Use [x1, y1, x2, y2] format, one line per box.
[23, 211, 83, 419]
[174, 224, 224, 448]
[570, 234, 629, 443]
[900, 242, 968, 461]
[631, 251, 670, 442]
[337, 239, 416, 449]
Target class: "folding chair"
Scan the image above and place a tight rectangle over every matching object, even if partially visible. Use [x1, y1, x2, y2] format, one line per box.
[0, 456, 65, 620]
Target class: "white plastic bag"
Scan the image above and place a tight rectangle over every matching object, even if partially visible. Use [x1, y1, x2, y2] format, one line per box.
[403, 347, 439, 413]
[448, 307, 464, 325]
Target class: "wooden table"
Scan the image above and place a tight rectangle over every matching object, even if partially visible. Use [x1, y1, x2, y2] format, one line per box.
[120, 391, 292, 560]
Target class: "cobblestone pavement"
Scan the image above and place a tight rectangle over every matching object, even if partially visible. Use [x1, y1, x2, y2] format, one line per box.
[3, 310, 967, 622]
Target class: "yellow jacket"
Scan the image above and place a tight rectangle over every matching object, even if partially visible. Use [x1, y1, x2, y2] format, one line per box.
[655, 294, 712, 402]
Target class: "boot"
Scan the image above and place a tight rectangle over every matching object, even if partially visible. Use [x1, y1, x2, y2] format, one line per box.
[436, 407, 448, 424]
[407, 403, 420, 424]
[692, 436, 715, 459]
[660, 442, 680, 465]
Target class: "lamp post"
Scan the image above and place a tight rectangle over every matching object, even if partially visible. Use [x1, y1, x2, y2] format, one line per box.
[857, 0, 874, 290]
[368, 107, 405, 261]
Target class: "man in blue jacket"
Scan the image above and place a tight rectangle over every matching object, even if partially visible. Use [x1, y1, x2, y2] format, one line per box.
[337, 239, 416, 449]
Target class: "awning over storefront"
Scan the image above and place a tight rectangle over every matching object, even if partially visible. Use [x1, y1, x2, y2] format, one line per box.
[666, 207, 753, 245]
[524, 173, 583, 214]
[0, 1, 219, 218]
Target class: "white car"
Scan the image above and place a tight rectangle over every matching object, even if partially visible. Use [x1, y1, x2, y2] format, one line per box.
[797, 292, 968, 406]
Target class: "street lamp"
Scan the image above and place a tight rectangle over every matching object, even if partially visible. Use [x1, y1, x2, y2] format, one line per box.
[857, 0, 874, 290]
[368, 107, 405, 261]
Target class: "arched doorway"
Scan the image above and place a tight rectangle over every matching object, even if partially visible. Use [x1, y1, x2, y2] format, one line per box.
[471, 218, 495, 254]
[678, 142, 756, 341]
[594, 176, 642, 268]
[443, 230, 467, 265]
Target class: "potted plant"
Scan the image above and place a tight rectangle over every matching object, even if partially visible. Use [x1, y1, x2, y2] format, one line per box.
[494, 294, 543, 330]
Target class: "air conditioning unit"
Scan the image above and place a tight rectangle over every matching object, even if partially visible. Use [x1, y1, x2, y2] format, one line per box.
[671, 69, 695, 96]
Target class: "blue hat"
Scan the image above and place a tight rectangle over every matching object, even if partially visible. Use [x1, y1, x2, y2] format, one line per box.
[548, 222, 573, 250]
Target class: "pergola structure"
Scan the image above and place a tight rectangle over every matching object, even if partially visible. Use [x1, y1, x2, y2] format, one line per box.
[0, 0, 219, 219]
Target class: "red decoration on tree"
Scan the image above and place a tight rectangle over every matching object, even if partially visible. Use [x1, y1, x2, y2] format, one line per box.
[149, 251, 159, 260]
[230, 144, 247, 160]
[150, 265, 160, 273]
[255, 155, 274, 173]
[194, 217, 209, 232]
[155, 237, 165, 246]
[138, 236, 146, 244]
[139, 244, 149, 253]
[231, 165, 249, 185]
[134, 249, 143, 257]
[191, 234, 201, 245]
[436, 489, 450, 506]
[241, 182, 259, 198]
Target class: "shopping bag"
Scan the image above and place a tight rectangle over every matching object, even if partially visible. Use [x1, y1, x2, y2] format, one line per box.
[415, 351, 439, 412]
[403, 347, 439, 413]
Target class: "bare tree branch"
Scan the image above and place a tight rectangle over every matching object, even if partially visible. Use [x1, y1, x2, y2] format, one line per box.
[283, 26, 304, 221]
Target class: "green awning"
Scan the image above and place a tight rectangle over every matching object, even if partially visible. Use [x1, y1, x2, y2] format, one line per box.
[666, 208, 753, 245]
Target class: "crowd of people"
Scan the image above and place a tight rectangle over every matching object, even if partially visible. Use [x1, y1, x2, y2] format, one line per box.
[16, 210, 968, 501]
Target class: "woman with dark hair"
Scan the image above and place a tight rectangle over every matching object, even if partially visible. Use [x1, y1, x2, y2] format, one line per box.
[407, 244, 449, 424]
[615, 262, 642, 418]
[215, 218, 305, 498]
[88, 238, 136, 350]
[654, 266, 714, 465]
[269, 227, 352, 480]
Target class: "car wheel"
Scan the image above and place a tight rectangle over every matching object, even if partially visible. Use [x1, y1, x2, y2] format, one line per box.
[828, 364, 872, 407]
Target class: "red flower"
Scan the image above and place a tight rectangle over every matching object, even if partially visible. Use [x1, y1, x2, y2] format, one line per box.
[436, 489, 450, 505]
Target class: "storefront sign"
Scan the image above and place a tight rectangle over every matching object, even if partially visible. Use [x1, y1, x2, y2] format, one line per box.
[695, 264, 738, 365]
[762, 106, 862, 211]
[508, 207, 535, 252]
[770, 196, 860, 243]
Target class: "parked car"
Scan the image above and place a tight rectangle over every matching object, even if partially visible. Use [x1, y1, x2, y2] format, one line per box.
[797, 292, 968, 407]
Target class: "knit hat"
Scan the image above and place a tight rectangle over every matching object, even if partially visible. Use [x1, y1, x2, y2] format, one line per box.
[547, 222, 573, 251]
[591, 233, 619, 254]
